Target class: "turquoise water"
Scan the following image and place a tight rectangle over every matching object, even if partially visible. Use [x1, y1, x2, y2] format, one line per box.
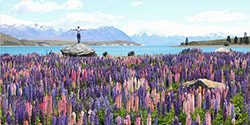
[0, 46, 249, 56]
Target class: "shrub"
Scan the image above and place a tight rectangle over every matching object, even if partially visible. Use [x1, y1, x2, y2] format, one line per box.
[224, 41, 230, 46]
[128, 51, 135, 56]
[103, 51, 108, 57]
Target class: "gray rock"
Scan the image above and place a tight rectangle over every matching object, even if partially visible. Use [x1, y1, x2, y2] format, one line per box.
[61, 43, 96, 57]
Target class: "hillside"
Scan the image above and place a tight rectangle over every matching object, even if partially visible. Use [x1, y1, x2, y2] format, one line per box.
[0, 33, 141, 46]
[184, 36, 250, 46]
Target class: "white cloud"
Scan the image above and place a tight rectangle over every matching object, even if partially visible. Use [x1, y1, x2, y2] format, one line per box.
[10, 0, 83, 13]
[1, 10, 250, 37]
[188, 10, 248, 23]
[122, 19, 250, 36]
[58, 12, 124, 28]
[131, 1, 143, 6]
[0, 15, 34, 25]
[0, 12, 123, 29]
[122, 10, 250, 36]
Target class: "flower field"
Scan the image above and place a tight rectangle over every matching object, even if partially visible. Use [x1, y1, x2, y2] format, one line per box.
[1, 50, 250, 125]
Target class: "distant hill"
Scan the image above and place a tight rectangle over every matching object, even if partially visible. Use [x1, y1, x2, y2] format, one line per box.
[0, 33, 141, 46]
[185, 36, 250, 46]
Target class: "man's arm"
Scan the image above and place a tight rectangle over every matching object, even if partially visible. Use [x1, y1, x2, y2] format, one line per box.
[71, 29, 76, 31]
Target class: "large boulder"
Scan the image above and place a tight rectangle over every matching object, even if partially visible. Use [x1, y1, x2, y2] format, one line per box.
[61, 43, 96, 57]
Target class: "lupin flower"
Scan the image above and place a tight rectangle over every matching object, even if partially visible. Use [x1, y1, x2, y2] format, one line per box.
[1, 51, 249, 125]
[147, 113, 151, 125]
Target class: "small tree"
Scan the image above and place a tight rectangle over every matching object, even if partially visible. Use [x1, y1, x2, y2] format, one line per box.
[103, 51, 108, 57]
[185, 37, 189, 45]
[227, 36, 231, 43]
[243, 32, 249, 44]
[245, 37, 249, 44]
[244, 32, 247, 37]
[234, 36, 238, 44]
[128, 51, 135, 56]
[240, 38, 243, 45]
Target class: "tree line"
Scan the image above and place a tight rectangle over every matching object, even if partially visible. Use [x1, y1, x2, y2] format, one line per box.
[181, 32, 249, 46]
[225, 32, 249, 46]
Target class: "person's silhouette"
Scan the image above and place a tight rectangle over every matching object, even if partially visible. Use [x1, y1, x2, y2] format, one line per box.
[71, 26, 85, 44]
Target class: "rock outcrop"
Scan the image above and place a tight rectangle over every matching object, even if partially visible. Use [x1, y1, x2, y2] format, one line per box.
[61, 43, 96, 57]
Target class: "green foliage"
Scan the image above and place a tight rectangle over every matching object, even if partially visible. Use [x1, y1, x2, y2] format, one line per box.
[113, 107, 126, 118]
[227, 36, 231, 43]
[178, 111, 187, 125]
[36, 116, 41, 125]
[158, 109, 175, 125]
[212, 109, 224, 125]
[128, 51, 135, 56]
[97, 109, 105, 124]
[172, 83, 180, 91]
[245, 37, 249, 44]
[191, 108, 205, 122]
[0, 109, 5, 124]
[240, 38, 243, 44]
[230, 93, 249, 125]
[103, 51, 108, 57]
[48, 115, 52, 125]
[140, 109, 148, 124]
[185, 37, 189, 45]
[234, 36, 238, 44]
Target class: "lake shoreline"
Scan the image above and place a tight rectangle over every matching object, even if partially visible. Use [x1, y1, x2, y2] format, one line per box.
[171, 44, 250, 48]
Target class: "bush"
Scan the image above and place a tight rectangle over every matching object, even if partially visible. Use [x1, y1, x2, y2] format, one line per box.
[180, 48, 202, 54]
[245, 37, 249, 44]
[128, 51, 135, 56]
[224, 41, 230, 46]
[103, 51, 108, 57]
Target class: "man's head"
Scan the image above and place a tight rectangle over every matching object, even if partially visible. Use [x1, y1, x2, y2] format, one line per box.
[78, 26, 80, 29]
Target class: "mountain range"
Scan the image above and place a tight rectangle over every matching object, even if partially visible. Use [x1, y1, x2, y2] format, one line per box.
[0, 24, 227, 46]
[131, 33, 226, 46]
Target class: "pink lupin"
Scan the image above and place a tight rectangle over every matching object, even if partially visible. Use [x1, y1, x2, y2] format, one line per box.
[126, 98, 131, 113]
[135, 95, 139, 112]
[185, 112, 191, 125]
[124, 119, 128, 125]
[136, 117, 141, 125]
[147, 114, 151, 125]
[197, 89, 202, 108]
[161, 90, 165, 103]
[48, 95, 53, 114]
[230, 70, 235, 82]
[205, 112, 211, 125]
[126, 114, 131, 125]
[116, 116, 122, 125]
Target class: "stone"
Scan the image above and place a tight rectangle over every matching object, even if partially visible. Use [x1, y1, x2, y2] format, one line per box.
[61, 43, 96, 57]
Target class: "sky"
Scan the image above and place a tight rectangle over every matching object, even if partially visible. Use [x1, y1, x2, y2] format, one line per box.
[0, 0, 250, 36]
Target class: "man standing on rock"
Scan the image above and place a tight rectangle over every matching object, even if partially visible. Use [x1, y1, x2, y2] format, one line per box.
[71, 26, 85, 44]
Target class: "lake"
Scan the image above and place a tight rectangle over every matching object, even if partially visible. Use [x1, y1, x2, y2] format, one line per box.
[0, 46, 249, 56]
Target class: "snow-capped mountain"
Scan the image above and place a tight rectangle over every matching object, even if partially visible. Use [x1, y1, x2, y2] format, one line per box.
[0, 24, 228, 45]
[0, 24, 133, 42]
[60, 26, 132, 42]
[131, 33, 226, 46]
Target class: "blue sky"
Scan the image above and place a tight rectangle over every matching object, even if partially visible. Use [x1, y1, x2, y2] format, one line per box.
[1, 0, 250, 36]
